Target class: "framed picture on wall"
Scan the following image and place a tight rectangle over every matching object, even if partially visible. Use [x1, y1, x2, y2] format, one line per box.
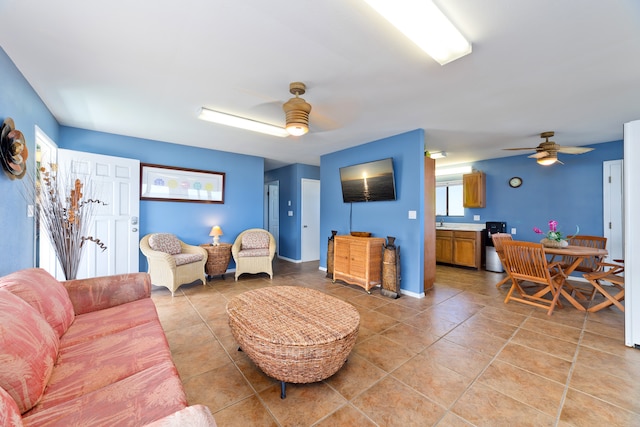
[140, 163, 225, 203]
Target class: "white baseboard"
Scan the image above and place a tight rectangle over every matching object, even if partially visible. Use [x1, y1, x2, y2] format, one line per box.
[400, 288, 425, 299]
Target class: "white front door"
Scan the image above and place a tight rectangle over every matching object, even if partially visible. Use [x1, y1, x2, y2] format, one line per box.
[57, 149, 140, 278]
[301, 179, 320, 262]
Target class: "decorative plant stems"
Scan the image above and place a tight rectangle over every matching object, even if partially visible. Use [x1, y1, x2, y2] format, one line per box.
[36, 166, 107, 280]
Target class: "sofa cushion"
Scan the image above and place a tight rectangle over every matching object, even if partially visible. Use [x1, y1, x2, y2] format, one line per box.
[0, 289, 59, 414]
[241, 231, 269, 250]
[173, 252, 204, 266]
[22, 361, 187, 426]
[0, 268, 74, 337]
[60, 298, 158, 348]
[149, 233, 182, 255]
[32, 321, 174, 414]
[0, 386, 23, 427]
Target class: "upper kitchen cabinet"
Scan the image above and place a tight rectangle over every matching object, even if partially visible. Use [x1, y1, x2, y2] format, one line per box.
[463, 171, 486, 208]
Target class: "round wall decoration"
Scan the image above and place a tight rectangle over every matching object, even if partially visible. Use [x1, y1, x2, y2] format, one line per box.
[0, 117, 29, 180]
[509, 177, 522, 188]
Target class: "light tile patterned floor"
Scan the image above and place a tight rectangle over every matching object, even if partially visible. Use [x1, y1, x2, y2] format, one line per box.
[151, 260, 637, 426]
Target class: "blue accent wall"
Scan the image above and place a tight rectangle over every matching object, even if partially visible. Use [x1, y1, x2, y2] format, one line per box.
[441, 140, 623, 243]
[0, 48, 59, 275]
[321, 129, 426, 295]
[0, 46, 627, 291]
[59, 126, 265, 271]
[265, 163, 320, 260]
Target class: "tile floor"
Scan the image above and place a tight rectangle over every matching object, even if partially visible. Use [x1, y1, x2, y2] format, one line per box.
[151, 260, 638, 426]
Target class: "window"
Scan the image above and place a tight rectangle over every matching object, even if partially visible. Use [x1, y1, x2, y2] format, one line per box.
[435, 180, 464, 216]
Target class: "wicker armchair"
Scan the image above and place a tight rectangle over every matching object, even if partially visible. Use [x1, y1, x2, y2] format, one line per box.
[232, 228, 276, 281]
[140, 233, 207, 296]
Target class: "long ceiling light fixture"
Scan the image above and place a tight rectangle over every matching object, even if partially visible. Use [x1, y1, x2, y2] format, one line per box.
[198, 107, 289, 138]
[362, 0, 472, 65]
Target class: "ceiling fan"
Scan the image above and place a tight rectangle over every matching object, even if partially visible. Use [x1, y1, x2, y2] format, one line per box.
[504, 131, 594, 165]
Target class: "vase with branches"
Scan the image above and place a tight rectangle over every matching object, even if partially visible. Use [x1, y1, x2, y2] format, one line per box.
[35, 165, 107, 280]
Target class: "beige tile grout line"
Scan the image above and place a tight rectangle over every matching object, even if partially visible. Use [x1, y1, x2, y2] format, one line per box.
[553, 310, 589, 426]
[182, 288, 285, 426]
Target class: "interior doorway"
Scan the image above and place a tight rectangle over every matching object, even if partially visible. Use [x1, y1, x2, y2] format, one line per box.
[264, 181, 279, 255]
[603, 159, 623, 262]
[301, 179, 320, 262]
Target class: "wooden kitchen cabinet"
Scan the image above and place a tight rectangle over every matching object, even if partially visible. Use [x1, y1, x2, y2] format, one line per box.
[333, 235, 386, 293]
[463, 171, 486, 208]
[436, 230, 482, 269]
[452, 231, 481, 268]
[435, 230, 453, 264]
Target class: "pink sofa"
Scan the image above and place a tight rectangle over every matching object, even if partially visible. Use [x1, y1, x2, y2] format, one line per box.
[0, 268, 216, 426]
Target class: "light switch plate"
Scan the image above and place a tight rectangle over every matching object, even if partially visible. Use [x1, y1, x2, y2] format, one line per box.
[288, 211, 293, 217]
[511, 228, 516, 234]
[408, 210, 417, 219]
[473, 215, 480, 221]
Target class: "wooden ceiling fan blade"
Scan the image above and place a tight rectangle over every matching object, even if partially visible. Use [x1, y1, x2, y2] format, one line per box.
[557, 146, 594, 154]
[529, 151, 549, 159]
[503, 147, 538, 151]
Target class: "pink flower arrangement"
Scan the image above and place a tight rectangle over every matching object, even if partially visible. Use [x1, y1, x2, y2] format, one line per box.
[534, 220, 578, 242]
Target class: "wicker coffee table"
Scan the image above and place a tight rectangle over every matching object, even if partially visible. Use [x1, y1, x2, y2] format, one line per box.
[227, 286, 360, 399]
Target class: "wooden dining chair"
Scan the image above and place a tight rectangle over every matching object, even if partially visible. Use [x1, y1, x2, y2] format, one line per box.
[491, 233, 513, 288]
[559, 235, 607, 300]
[583, 261, 625, 312]
[502, 240, 567, 316]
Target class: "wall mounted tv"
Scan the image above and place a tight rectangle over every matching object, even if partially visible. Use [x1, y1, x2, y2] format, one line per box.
[339, 158, 397, 203]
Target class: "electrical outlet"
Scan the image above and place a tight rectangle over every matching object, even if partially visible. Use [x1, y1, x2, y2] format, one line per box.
[408, 210, 417, 219]
[288, 211, 293, 217]
[473, 215, 480, 221]
[511, 228, 516, 235]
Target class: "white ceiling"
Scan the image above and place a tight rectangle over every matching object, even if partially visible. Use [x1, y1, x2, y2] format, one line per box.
[1, 0, 639, 170]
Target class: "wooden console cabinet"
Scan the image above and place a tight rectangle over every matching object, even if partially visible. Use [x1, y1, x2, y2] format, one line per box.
[333, 235, 385, 293]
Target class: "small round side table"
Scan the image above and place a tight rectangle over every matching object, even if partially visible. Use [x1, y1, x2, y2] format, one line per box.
[200, 243, 232, 279]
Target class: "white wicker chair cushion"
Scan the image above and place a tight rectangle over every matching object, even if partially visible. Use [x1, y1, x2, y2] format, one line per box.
[173, 253, 204, 266]
[241, 232, 269, 250]
[148, 233, 181, 255]
[238, 248, 270, 258]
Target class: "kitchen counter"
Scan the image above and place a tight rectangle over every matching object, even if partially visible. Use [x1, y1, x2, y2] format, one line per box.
[435, 222, 485, 231]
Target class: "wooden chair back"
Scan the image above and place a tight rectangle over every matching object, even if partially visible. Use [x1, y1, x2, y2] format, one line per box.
[491, 233, 512, 259]
[502, 240, 552, 285]
[562, 235, 607, 273]
[501, 240, 566, 315]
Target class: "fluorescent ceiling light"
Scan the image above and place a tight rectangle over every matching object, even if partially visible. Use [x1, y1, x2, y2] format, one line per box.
[435, 165, 472, 176]
[427, 151, 447, 159]
[363, 0, 472, 65]
[198, 107, 289, 138]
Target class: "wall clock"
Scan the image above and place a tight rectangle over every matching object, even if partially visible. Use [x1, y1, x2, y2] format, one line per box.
[509, 177, 522, 188]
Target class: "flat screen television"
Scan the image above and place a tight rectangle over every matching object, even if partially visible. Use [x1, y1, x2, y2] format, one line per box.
[339, 158, 396, 203]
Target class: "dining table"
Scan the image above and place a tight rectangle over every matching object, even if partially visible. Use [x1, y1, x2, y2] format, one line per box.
[541, 245, 608, 311]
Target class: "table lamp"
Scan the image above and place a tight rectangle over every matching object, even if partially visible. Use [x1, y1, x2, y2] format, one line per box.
[209, 225, 223, 246]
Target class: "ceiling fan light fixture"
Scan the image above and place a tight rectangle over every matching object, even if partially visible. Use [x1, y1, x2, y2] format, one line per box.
[363, 0, 471, 65]
[198, 107, 289, 138]
[283, 82, 312, 136]
[537, 155, 558, 166]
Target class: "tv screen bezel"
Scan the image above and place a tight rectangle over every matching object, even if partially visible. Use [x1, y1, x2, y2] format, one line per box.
[339, 157, 397, 203]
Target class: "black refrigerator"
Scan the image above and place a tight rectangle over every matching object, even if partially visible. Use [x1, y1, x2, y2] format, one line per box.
[485, 221, 507, 272]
